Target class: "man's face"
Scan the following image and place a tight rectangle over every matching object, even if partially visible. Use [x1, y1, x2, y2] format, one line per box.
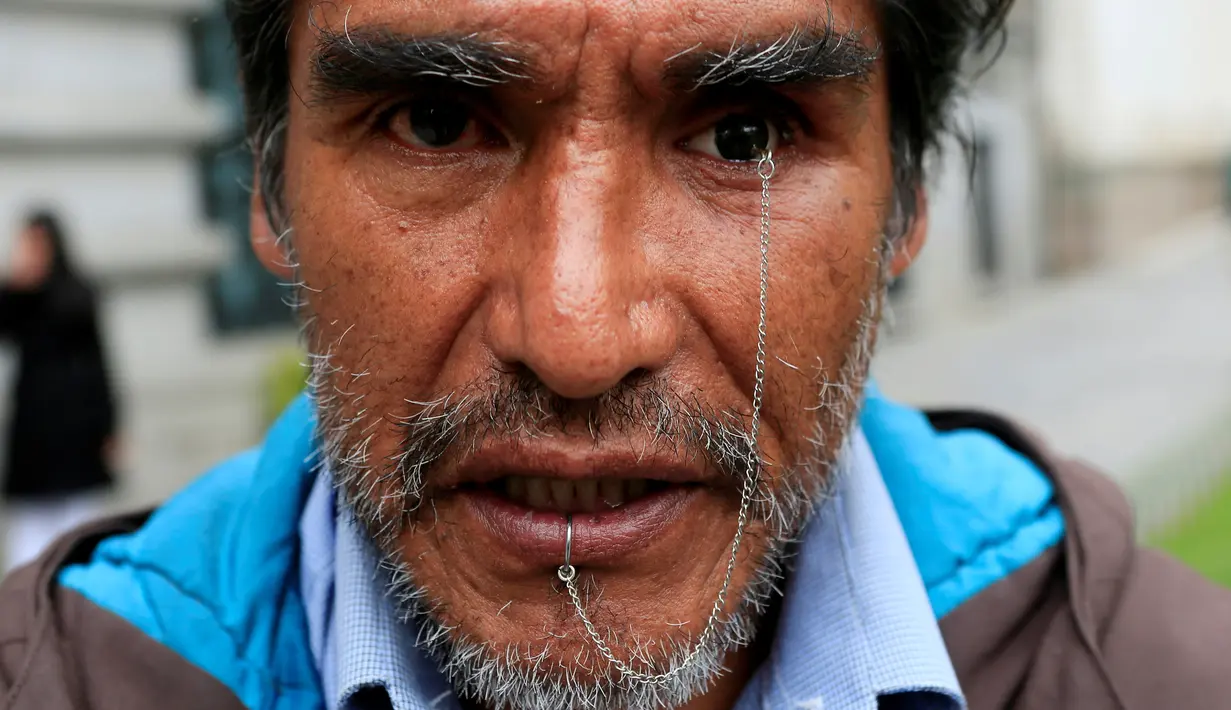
[260, 0, 916, 706]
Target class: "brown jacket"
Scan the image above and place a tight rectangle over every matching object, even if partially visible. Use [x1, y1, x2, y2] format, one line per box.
[1, 410, 1229, 709]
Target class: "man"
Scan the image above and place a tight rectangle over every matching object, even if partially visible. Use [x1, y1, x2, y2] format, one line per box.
[1, 1, 1228, 709]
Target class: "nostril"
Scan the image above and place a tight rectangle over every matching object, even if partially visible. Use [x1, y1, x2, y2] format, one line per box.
[624, 367, 653, 386]
[495, 362, 539, 389]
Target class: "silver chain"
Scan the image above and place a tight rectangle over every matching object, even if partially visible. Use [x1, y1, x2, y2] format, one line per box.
[556, 150, 776, 686]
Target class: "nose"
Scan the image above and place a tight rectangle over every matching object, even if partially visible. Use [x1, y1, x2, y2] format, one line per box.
[485, 138, 678, 400]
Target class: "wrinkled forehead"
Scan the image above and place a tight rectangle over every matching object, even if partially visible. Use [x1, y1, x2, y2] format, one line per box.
[288, 0, 882, 99]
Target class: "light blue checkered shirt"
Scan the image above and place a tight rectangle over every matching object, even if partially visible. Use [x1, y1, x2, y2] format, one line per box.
[299, 428, 965, 710]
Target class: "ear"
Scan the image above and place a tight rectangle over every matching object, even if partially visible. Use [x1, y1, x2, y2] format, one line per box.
[249, 177, 294, 280]
[889, 186, 927, 279]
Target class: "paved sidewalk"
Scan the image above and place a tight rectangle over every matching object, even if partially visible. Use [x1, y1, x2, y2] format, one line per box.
[873, 211, 1231, 534]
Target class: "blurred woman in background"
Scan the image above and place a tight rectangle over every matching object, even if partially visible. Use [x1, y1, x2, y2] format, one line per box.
[0, 210, 117, 573]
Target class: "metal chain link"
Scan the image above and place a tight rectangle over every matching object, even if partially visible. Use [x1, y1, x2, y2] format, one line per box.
[556, 150, 776, 685]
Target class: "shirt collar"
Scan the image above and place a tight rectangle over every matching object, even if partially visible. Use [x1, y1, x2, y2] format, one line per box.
[333, 508, 455, 710]
[300, 427, 964, 710]
[299, 471, 336, 697]
[749, 428, 964, 710]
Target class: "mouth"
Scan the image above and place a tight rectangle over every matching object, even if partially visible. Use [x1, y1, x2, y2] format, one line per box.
[448, 443, 720, 567]
[476, 476, 680, 514]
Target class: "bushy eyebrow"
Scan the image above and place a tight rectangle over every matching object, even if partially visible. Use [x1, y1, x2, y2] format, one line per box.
[663, 24, 878, 93]
[308, 25, 533, 103]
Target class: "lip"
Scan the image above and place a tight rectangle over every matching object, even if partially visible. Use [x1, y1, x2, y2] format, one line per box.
[441, 439, 728, 567]
[461, 484, 703, 567]
[442, 438, 721, 489]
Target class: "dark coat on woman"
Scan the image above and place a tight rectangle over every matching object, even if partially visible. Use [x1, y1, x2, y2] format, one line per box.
[0, 273, 116, 500]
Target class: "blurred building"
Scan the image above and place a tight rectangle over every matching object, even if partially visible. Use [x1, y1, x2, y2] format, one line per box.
[0, 0, 295, 508]
[892, 0, 1231, 334]
[882, 0, 1231, 534]
[1039, 0, 1231, 267]
[890, 0, 1045, 333]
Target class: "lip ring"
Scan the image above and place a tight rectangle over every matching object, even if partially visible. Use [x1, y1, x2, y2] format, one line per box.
[462, 485, 699, 568]
[557, 514, 577, 582]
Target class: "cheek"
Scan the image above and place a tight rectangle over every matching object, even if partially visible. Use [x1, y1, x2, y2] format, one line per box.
[285, 158, 493, 399]
[675, 175, 885, 460]
[671, 170, 883, 350]
[778, 212, 883, 355]
[775, 210, 883, 449]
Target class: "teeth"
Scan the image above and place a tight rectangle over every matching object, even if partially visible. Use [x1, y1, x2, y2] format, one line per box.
[576, 480, 599, 512]
[600, 478, 625, 509]
[500, 477, 656, 512]
[525, 477, 551, 509]
[506, 476, 527, 503]
[550, 480, 575, 509]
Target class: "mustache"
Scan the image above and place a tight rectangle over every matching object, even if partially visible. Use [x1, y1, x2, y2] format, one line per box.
[318, 364, 826, 552]
[383, 368, 760, 499]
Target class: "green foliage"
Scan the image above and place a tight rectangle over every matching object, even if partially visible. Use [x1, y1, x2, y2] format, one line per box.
[263, 349, 308, 426]
[1153, 471, 1231, 588]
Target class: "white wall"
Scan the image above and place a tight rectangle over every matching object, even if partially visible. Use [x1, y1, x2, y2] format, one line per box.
[0, 11, 193, 94]
[0, 155, 201, 231]
[1040, 0, 1231, 167]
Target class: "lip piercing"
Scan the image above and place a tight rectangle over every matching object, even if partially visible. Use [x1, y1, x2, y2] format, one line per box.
[557, 514, 576, 583]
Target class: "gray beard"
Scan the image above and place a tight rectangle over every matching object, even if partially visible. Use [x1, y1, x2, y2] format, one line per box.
[302, 266, 887, 710]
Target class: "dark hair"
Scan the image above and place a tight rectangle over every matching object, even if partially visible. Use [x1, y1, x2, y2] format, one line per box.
[23, 209, 77, 281]
[226, 0, 1013, 236]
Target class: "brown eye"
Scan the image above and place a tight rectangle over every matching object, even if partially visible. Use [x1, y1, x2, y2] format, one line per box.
[686, 113, 781, 162]
[385, 98, 484, 150]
